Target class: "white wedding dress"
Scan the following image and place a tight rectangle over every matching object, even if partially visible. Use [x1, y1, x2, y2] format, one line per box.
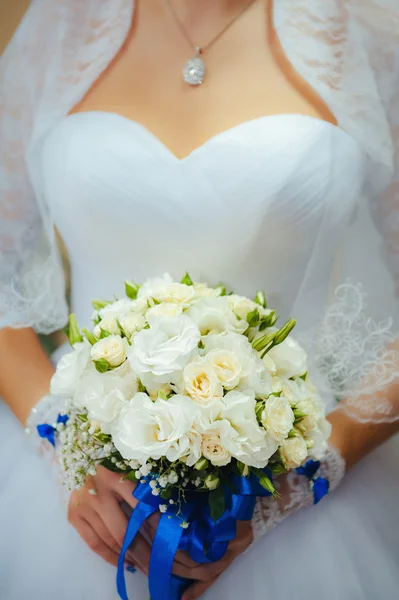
[0, 109, 398, 599]
[1, 1, 399, 599]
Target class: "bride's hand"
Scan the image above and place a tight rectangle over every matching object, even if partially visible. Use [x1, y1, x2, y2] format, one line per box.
[68, 466, 152, 572]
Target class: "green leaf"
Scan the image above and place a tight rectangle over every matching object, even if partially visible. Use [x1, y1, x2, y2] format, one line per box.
[180, 273, 194, 286]
[137, 379, 146, 393]
[299, 372, 308, 381]
[287, 429, 298, 439]
[246, 309, 260, 328]
[161, 487, 172, 499]
[258, 310, 278, 331]
[215, 284, 227, 296]
[94, 358, 111, 373]
[124, 470, 138, 482]
[254, 291, 267, 308]
[82, 327, 99, 346]
[92, 299, 112, 311]
[101, 457, 125, 473]
[208, 486, 225, 522]
[270, 463, 287, 475]
[99, 329, 113, 339]
[125, 280, 140, 299]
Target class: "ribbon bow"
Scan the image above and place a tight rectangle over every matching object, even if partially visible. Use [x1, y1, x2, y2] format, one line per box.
[296, 460, 330, 505]
[37, 414, 69, 447]
[117, 471, 273, 600]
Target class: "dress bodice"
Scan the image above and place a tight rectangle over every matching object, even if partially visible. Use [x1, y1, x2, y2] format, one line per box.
[40, 111, 365, 326]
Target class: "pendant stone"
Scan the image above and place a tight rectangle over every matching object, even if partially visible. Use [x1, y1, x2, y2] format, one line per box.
[183, 49, 205, 86]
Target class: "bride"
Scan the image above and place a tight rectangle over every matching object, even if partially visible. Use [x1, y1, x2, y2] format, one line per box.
[0, 1, 398, 599]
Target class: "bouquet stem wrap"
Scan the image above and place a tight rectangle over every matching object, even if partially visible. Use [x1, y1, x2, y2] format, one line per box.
[117, 472, 273, 600]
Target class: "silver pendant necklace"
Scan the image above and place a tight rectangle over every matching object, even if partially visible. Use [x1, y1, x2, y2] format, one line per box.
[166, 0, 257, 86]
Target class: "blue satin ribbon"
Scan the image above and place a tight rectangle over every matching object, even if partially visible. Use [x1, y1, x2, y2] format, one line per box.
[117, 471, 272, 600]
[296, 460, 330, 505]
[37, 414, 69, 447]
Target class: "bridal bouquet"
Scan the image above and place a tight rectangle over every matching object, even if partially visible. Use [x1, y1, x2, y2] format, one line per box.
[43, 273, 331, 600]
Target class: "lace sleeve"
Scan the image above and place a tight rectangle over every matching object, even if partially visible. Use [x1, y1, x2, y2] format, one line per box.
[0, 1, 68, 333]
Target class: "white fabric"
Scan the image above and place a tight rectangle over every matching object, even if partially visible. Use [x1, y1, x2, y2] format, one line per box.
[0, 2, 399, 599]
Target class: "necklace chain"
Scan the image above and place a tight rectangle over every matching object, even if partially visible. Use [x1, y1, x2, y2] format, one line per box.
[165, 0, 257, 55]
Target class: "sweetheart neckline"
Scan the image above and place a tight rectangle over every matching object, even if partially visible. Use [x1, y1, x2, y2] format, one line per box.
[63, 111, 359, 162]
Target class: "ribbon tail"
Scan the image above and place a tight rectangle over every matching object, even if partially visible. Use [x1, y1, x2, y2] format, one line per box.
[149, 513, 190, 600]
[117, 502, 158, 600]
[312, 477, 330, 505]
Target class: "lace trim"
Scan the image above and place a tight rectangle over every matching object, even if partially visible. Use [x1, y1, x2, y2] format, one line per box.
[252, 445, 345, 540]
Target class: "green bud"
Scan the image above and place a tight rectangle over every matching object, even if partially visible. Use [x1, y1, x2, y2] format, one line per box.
[94, 358, 111, 373]
[194, 457, 209, 471]
[254, 291, 267, 308]
[82, 327, 99, 346]
[99, 329, 113, 339]
[125, 280, 140, 300]
[246, 309, 260, 328]
[91, 299, 112, 311]
[287, 429, 298, 439]
[237, 461, 250, 477]
[259, 475, 275, 495]
[252, 330, 276, 352]
[205, 474, 220, 490]
[180, 272, 194, 286]
[273, 319, 296, 346]
[65, 313, 83, 346]
[293, 408, 307, 420]
[258, 310, 278, 331]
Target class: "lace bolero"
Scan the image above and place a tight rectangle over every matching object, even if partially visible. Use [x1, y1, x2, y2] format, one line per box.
[0, 0, 398, 422]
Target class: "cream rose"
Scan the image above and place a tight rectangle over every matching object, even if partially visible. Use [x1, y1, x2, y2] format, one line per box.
[181, 359, 223, 405]
[186, 297, 248, 336]
[128, 315, 201, 387]
[94, 316, 121, 338]
[119, 313, 146, 337]
[51, 340, 91, 398]
[146, 303, 183, 321]
[205, 349, 242, 390]
[227, 294, 270, 321]
[91, 335, 128, 368]
[138, 274, 195, 307]
[201, 426, 232, 467]
[281, 436, 308, 469]
[99, 299, 136, 320]
[261, 395, 294, 442]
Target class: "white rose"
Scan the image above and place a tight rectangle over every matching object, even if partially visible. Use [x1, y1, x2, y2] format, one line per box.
[281, 436, 308, 469]
[111, 393, 198, 463]
[200, 423, 232, 467]
[146, 303, 183, 321]
[205, 349, 242, 390]
[203, 333, 272, 396]
[226, 295, 270, 320]
[186, 297, 248, 336]
[261, 395, 294, 442]
[99, 299, 136, 320]
[128, 315, 200, 387]
[138, 273, 195, 307]
[119, 313, 146, 337]
[219, 391, 278, 467]
[94, 316, 121, 338]
[91, 335, 128, 368]
[193, 283, 221, 299]
[50, 340, 91, 398]
[180, 358, 223, 405]
[268, 337, 308, 379]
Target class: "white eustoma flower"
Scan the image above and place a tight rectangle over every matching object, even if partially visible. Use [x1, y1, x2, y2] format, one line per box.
[91, 335, 128, 368]
[99, 299, 136, 320]
[146, 303, 183, 321]
[74, 361, 138, 433]
[213, 391, 278, 468]
[281, 436, 308, 469]
[138, 273, 195, 307]
[261, 395, 295, 442]
[205, 349, 242, 390]
[111, 393, 198, 463]
[128, 315, 200, 386]
[180, 358, 223, 405]
[186, 297, 248, 336]
[119, 313, 146, 337]
[50, 340, 91, 398]
[94, 316, 121, 338]
[268, 337, 308, 379]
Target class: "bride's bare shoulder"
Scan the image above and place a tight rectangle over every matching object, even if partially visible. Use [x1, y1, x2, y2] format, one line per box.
[0, 0, 31, 54]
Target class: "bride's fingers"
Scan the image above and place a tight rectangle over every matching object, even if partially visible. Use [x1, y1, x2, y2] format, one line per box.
[182, 576, 218, 600]
[75, 517, 120, 567]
